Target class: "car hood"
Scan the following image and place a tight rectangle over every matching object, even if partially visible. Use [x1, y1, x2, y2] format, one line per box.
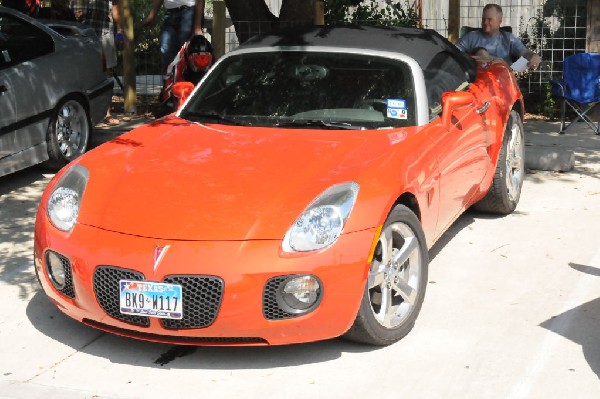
[76, 117, 394, 240]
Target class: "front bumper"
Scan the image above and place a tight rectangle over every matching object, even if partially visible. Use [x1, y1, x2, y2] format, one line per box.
[34, 209, 376, 346]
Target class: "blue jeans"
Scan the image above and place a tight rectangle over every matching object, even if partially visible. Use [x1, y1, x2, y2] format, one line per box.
[160, 6, 195, 74]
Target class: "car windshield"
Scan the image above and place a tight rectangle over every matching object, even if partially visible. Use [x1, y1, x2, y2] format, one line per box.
[181, 51, 416, 129]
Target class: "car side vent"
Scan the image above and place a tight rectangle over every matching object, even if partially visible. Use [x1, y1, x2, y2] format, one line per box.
[45, 251, 75, 299]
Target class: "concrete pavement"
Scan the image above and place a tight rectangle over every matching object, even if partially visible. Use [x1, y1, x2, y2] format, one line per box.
[0, 117, 599, 398]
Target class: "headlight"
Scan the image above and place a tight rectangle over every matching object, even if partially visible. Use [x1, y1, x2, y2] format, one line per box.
[282, 182, 359, 252]
[47, 165, 89, 232]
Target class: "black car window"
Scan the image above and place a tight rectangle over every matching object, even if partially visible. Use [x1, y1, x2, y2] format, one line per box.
[182, 51, 416, 129]
[423, 51, 471, 118]
[0, 13, 54, 69]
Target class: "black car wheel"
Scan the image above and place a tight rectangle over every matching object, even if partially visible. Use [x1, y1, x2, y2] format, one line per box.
[472, 109, 525, 214]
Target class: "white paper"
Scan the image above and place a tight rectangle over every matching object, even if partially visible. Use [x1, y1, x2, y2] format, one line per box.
[511, 56, 528, 72]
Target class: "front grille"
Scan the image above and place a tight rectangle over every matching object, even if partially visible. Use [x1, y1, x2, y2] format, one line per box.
[93, 267, 224, 330]
[93, 266, 150, 327]
[83, 319, 268, 345]
[45, 251, 75, 298]
[263, 276, 299, 320]
[161, 275, 224, 330]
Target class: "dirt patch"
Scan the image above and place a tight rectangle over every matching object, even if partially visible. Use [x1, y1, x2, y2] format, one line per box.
[109, 95, 160, 117]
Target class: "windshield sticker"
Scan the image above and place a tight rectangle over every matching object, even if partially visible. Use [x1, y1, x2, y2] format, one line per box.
[386, 98, 408, 120]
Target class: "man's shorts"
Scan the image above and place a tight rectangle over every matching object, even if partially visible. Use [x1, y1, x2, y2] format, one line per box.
[102, 32, 118, 70]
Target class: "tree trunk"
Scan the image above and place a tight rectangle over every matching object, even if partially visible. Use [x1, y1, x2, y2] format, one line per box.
[280, 0, 316, 22]
[224, 0, 277, 44]
[224, 0, 316, 43]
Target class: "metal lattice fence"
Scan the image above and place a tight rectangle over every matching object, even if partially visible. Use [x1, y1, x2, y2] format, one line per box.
[420, 0, 588, 115]
[122, 0, 589, 116]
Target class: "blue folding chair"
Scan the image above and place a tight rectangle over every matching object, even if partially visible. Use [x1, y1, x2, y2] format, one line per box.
[550, 52, 600, 135]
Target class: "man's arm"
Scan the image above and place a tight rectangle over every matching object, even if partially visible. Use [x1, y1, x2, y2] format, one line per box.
[111, 1, 121, 32]
[143, 0, 164, 27]
[508, 32, 541, 69]
[455, 31, 482, 56]
[455, 35, 469, 53]
[521, 49, 541, 69]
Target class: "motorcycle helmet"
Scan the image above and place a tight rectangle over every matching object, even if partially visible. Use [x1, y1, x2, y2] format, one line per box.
[185, 35, 213, 73]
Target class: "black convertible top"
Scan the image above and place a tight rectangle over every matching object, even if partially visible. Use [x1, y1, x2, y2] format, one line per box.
[237, 25, 477, 81]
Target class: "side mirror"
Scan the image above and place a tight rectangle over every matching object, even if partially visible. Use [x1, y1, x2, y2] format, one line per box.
[441, 91, 475, 127]
[172, 82, 195, 110]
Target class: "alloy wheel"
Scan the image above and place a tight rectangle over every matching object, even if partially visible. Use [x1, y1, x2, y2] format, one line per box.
[367, 222, 423, 328]
[505, 119, 525, 202]
[55, 100, 90, 160]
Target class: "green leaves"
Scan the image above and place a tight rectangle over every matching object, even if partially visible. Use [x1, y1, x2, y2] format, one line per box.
[325, 0, 419, 27]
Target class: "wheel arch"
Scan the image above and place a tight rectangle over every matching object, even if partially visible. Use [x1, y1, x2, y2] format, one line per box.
[512, 98, 524, 121]
[392, 192, 421, 222]
[57, 92, 92, 114]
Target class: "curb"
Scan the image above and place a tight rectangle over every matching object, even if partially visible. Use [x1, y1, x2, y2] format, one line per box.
[525, 147, 575, 172]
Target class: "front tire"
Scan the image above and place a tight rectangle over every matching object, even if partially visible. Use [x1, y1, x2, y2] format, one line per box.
[343, 205, 429, 346]
[44, 96, 92, 169]
[472, 109, 525, 214]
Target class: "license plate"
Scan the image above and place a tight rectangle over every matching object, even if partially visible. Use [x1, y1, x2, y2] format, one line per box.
[119, 280, 183, 319]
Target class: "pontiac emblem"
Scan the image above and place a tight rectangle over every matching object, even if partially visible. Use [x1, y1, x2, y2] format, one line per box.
[153, 245, 171, 271]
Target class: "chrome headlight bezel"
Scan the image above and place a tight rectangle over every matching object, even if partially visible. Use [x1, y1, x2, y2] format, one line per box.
[47, 164, 89, 232]
[282, 182, 359, 253]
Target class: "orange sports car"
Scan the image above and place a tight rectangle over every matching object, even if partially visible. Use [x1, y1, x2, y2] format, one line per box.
[34, 26, 525, 346]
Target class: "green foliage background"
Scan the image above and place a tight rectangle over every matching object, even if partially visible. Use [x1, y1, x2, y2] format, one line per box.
[325, 0, 419, 27]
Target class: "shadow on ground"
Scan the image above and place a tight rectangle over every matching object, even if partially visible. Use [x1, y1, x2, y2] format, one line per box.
[539, 263, 600, 378]
[26, 290, 379, 370]
[0, 166, 52, 299]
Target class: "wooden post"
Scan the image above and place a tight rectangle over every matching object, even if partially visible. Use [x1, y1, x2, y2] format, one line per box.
[120, 0, 136, 113]
[315, 0, 325, 25]
[588, 0, 600, 121]
[212, 0, 226, 60]
[448, 0, 460, 44]
[587, 0, 600, 53]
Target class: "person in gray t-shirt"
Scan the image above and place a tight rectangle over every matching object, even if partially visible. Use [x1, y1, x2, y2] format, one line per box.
[456, 3, 541, 69]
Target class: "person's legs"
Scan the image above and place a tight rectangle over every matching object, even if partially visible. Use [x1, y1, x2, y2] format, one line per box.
[163, 7, 195, 71]
[101, 32, 119, 125]
[102, 33, 118, 71]
[177, 7, 195, 48]
[160, 10, 179, 74]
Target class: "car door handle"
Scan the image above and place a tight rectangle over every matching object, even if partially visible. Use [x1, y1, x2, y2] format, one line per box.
[476, 101, 490, 114]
